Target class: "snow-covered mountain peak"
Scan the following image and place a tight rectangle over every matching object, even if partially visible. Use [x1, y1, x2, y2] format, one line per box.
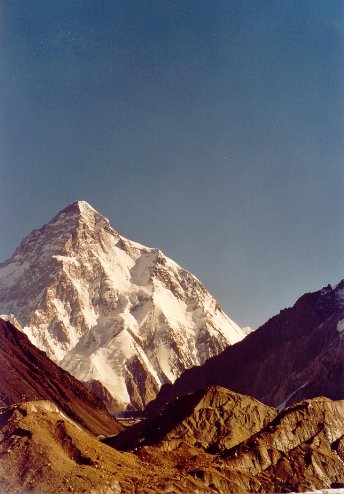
[50, 200, 116, 239]
[73, 199, 95, 212]
[7, 201, 121, 268]
[0, 201, 246, 410]
[59, 199, 99, 216]
[60, 200, 112, 229]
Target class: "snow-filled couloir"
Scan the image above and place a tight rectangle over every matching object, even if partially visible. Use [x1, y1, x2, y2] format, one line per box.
[0, 201, 246, 410]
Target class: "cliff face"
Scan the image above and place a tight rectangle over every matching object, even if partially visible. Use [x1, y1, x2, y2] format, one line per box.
[0, 318, 121, 436]
[146, 281, 344, 415]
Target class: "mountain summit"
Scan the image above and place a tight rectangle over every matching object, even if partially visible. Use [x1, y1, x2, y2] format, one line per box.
[0, 201, 246, 410]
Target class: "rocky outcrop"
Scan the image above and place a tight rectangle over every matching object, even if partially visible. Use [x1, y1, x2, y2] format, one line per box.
[104, 386, 277, 452]
[146, 282, 344, 415]
[219, 397, 344, 493]
[0, 318, 121, 436]
[0, 200, 246, 410]
[0, 400, 211, 494]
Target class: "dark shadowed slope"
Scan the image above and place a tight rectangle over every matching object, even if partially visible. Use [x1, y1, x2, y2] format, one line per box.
[0, 318, 122, 436]
[146, 281, 344, 416]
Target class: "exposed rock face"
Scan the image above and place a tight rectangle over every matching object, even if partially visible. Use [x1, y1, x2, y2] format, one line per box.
[146, 281, 344, 415]
[105, 386, 277, 452]
[0, 200, 245, 410]
[219, 397, 344, 493]
[0, 318, 121, 436]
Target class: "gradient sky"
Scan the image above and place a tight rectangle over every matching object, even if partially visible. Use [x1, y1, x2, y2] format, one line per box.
[1, 0, 343, 329]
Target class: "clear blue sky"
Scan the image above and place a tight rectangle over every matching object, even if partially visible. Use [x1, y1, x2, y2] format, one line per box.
[1, 0, 343, 329]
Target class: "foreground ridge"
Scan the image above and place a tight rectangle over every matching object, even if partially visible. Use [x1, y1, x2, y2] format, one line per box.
[106, 389, 344, 493]
[1, 387, 343, 493]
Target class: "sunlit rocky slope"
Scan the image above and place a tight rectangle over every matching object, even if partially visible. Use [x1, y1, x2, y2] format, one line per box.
[0, 400, 209, 494]
[104, 386, 277, 452]
[1, 386, 343, 493]
[105, 387, 344, 493]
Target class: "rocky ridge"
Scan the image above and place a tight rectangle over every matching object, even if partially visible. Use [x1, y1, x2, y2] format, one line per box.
[219, 396, 344, 492]
[0, 200, 246, 410]
[105, 386, 277, 452]
[105, 387, 344, 493]
[0, 318, 121, 436]
[0, 400, 208, 494]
